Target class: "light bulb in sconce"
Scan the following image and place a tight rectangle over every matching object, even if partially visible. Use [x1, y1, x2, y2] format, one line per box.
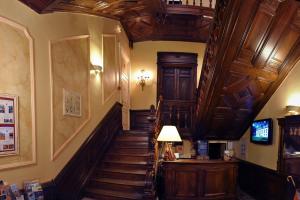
[286, 105, 300, 115]
[136, 69, 150, 91]
[91, 63, 103, 75]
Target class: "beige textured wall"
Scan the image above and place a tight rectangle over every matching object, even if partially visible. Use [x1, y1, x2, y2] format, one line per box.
[103, 35, 118, 102]
[233, 61, 300, 170]
[130, 41, 206, 110]
[0, 0, 129, 186]
[51, 37, 90, 160]
[0, 17, 34, 168]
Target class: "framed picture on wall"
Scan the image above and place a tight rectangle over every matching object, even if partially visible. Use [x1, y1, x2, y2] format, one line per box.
[0, 94, 18, 156]
[63, 89, 82, 117]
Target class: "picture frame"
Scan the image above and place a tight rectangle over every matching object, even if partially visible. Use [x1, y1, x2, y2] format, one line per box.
[0, 94, 18, 156]
[63, 89, 82, 117]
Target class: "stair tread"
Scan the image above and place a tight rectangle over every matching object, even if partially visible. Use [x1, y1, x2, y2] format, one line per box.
[107, 153, 151, 157]
[85, 188, 143, 200]
[104, 160, 148, 165]
[92, 178, 145, 186]
[101, 168, 147, 175]
[123, 130, 150, 133]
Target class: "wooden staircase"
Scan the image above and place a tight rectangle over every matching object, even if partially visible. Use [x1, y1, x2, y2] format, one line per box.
[83, 130, 154, 200]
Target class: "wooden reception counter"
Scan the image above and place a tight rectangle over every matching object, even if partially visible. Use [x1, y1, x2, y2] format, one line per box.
[162, 159, 238, 200]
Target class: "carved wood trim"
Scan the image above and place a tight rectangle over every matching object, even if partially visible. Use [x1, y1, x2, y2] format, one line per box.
[195, 0, 300, 140]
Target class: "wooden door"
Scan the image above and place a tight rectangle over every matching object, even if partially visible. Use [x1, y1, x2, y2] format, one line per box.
[157, 52, 197, 137]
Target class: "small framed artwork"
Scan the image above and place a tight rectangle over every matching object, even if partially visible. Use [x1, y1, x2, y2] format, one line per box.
[0, 94, 18, 156]
[63, 89, 81, 117]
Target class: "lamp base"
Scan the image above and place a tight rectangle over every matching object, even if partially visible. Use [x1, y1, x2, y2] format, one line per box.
[163, 142, 176, 161]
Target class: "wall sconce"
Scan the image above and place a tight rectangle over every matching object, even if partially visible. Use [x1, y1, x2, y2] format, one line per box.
[286, 105, 300, 115]
[137, 69, 150, 91]
[91, 64, 103, 75]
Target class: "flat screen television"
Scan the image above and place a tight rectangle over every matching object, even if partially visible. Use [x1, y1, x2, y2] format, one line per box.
[250, 118, 273, 145]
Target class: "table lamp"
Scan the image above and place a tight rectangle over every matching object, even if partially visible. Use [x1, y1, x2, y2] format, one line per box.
[157, 125, 182, 161]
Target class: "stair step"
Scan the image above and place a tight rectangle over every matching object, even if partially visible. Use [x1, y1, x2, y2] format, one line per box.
[110, 148, 150, 154]
[107, 152, 151, 157]
[92, 178, 144, 187]
[85, 188, 143, 200]
[101, 168, 147, 175]
[116, 136, 149, 142]
[104, 160, 148, 165]
[88, 178, 144, 193]
[123, 130, 151, 135]
[102, 160, 149, 170]
[105, 154, 149, 162]
[96, 168, 146, 181]
[114, 142, 149, 147]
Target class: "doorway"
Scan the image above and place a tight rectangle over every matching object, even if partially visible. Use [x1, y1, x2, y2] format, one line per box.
[157, 52, 197, 137]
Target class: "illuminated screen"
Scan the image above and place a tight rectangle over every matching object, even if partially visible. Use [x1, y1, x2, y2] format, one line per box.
[250, 119, 272, 144]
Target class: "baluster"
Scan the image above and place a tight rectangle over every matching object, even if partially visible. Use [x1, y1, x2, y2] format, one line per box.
[184, 113, 188, 128]
[169, 106, 172, 124]
[209, 0, 212, 8]
[193, 0, 195, 6]
[200, 0, 203, 7]
[176, 108, 180, 128]
[186, 0, 188, 5]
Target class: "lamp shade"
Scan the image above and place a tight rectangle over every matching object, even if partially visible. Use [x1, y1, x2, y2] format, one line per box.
[157, 125, 182, 142]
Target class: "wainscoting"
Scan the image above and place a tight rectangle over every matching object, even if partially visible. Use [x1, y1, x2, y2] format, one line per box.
[43, 103, 123, 200]
[238, 160, 287, 200]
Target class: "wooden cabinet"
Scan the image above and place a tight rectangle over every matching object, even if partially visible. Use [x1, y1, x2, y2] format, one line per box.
[278, 115, 300, 186]
[162, 159, 238, 200]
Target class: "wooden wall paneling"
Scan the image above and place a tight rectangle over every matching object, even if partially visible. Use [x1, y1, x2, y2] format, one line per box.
[52, 102, 123, 200]
[162, 159, 238, 200]
[195, 0, 300, 140]
[238, 160, 287, 200]
[277, 115, 300, 186]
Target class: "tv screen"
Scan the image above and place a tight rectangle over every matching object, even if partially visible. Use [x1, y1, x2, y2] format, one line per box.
[250, 118, 273, 145]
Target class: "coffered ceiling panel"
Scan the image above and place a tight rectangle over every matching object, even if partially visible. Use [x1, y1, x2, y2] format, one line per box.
[19, 0, 215, 43]
[195, 0, 300, 140]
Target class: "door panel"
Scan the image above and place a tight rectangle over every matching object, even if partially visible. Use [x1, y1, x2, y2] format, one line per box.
[157, 52, 197, 137]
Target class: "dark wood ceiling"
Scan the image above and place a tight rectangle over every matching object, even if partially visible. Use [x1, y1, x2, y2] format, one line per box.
[18, 0, 215, 43]
[195, 0, 300, 140]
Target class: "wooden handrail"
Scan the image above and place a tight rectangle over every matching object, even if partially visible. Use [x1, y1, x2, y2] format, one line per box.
[143, 96, 163, 200]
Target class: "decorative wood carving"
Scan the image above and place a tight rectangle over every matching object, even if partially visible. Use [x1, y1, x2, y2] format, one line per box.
[18, 0, 215, 43]
[278, 115, 300, 186]
[195, 0, 300, 140]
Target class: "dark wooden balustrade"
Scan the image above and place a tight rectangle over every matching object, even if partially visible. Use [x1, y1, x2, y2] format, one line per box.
[143, 96, 164, 200]
[165, 0, 214, 8]
[161, 100, 195, 138]
[44, 103, 123, 200]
